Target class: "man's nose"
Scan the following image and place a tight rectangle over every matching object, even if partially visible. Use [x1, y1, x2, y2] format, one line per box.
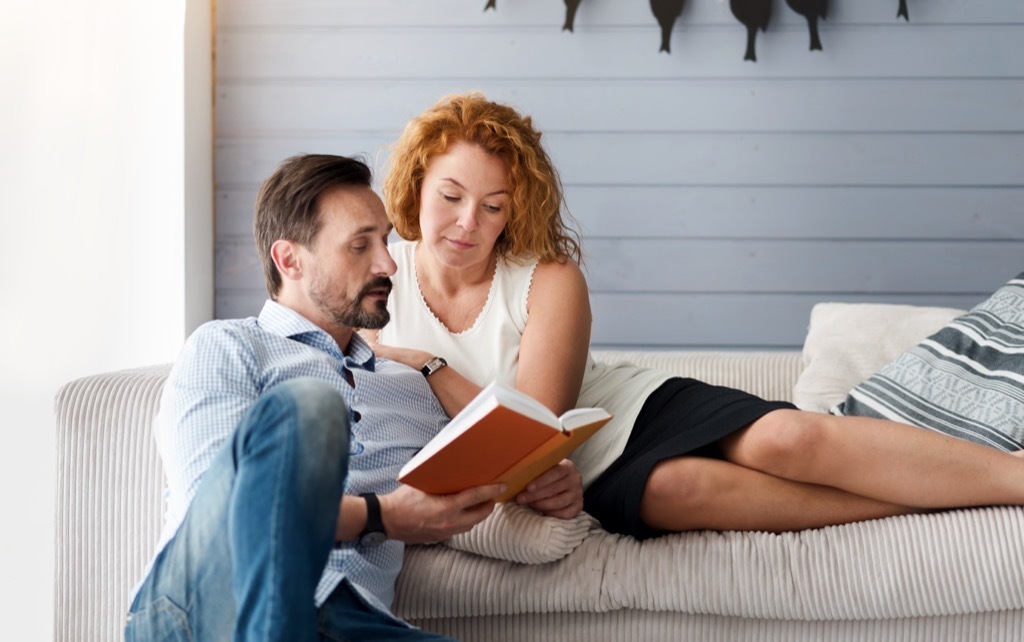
[375, 245, 397, 276]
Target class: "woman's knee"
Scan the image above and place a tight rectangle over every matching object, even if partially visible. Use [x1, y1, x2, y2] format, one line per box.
[736, 409, 831, 478]
[644, 458, 716, 514]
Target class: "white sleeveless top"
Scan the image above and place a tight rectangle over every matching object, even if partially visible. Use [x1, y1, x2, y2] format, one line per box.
[381, 241, 674, 488]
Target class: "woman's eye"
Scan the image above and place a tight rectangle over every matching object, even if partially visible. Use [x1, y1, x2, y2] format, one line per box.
[442, 194, 459, 203]
[483, 204, 503, 214]
[351, 244, 367, 253]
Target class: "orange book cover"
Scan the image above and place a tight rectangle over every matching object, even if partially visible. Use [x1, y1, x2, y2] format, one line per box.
[398, 381, 611, 501]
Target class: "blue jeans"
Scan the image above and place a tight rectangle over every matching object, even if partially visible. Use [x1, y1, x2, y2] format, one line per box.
[125, 378, 456, 642]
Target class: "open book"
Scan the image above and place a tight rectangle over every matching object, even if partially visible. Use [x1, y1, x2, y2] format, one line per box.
[398, 381, 612, 502]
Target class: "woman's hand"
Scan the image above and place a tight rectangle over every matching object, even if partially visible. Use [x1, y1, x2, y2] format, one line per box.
[367, 339, 434, 372]
[515, 459, 584, 519]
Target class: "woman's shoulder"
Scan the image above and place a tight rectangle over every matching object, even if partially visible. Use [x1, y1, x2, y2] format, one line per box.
[531, 257, 586, 290]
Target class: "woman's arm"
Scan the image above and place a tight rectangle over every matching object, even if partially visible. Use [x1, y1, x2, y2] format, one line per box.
[507, 259, 592, 518]
[362, 331, 485, 419]
[516, 259, 593, 415]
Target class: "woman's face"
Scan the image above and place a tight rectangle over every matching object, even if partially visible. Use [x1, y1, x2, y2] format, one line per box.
[417, 140, 511, 270]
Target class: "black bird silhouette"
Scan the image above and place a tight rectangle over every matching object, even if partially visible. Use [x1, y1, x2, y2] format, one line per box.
[730, 0, 771, 62]
[484, 0, 496, 11]
[650, 0, 686, 54]
[786, 0, 827, 51]
[563, 0, 583, 32]
[897, 0, 909, 21]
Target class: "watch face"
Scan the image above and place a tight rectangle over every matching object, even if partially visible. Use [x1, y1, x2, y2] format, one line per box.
[359, 531, 387, 548]
[421, 356, 447, 376]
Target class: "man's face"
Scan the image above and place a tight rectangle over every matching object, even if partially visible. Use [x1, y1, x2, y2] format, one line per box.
[299, 186, 397, 331]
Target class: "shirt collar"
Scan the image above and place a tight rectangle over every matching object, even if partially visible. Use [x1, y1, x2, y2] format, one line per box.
[256, 300, 376, 371]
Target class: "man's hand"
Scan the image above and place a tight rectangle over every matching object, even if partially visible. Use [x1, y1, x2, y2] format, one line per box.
[515, 459, 583, 519]
[379, 483, 505, 544]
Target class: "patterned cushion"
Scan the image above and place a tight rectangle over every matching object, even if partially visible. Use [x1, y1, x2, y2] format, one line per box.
[831, 273, 1024, 452]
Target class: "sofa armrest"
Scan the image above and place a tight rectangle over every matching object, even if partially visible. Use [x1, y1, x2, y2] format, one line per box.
[53, 365, 170, 642]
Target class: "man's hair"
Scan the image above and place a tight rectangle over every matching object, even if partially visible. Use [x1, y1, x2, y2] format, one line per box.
[383, 93, 581, 264]
[254, 154, 373, 298]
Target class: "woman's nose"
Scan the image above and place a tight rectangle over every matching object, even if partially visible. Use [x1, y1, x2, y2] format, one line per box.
[456, 207, 478, 231]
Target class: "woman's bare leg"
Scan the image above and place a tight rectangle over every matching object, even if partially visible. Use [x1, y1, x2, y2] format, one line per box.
[719, 409, 1024, 508]
[641, 456, 919, 532]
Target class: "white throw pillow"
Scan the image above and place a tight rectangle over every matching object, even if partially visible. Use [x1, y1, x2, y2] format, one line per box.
[444, 502, 598, 564]
[793, 302, 966, 412]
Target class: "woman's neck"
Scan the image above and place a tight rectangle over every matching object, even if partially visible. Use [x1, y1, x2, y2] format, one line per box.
[414, 242, 497, 296]
[413, 242, 499, 334]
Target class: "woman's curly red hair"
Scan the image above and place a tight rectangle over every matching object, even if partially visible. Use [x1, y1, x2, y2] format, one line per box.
[383, 93, 581, 264]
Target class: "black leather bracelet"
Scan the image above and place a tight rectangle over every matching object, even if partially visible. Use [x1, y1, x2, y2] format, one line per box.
[357, 492, 387, 548]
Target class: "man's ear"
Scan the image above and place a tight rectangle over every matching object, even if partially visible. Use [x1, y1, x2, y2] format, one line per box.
[270, 239, 303, 283]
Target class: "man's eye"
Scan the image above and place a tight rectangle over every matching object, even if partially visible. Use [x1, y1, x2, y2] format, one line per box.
[352, 244, 367, 252]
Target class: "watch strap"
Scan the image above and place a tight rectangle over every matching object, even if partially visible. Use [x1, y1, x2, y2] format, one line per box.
[358, 493, 386, 547]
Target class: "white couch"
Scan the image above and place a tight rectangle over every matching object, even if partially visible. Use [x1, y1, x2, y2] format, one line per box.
[54, 343, 1024, 641]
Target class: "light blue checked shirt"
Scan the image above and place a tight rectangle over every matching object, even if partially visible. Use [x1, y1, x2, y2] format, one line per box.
[152, 299, 448, 613]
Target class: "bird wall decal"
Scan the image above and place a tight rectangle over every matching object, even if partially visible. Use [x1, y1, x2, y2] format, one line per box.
[730, 0, 772, 62]
[484, 0, 496, 11]
[650, 0, 686, 53]
[563, 0, 583, 32]
[897, 0, 909, 21]
[786, 0, 827, 51]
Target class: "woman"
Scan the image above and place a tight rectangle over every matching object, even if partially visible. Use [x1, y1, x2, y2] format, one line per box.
[368, 93, 1024, 539]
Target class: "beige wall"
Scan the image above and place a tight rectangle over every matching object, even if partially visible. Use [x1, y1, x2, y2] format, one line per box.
[0, 0, 212, 636]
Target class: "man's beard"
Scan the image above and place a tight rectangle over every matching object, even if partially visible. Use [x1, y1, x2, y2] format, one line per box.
[309, 275, 392, 330]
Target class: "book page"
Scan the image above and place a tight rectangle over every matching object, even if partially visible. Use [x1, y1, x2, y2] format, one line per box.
[487, 382, 559, 428]
[559, 407, 612, 432]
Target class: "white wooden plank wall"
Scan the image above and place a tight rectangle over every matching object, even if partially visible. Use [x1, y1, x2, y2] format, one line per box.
[215, 0, 1024, 350]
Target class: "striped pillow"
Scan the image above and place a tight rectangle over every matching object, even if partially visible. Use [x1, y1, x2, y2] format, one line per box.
[831, 273, 1024, 452]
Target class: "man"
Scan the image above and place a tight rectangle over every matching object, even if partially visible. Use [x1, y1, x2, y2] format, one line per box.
[125, 154, 505, 641]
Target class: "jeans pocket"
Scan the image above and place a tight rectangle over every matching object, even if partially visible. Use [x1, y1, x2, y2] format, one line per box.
[125, 595, 194, 642]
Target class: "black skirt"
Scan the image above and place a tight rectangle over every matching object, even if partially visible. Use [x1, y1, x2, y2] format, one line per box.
[582, 377, 796, 540]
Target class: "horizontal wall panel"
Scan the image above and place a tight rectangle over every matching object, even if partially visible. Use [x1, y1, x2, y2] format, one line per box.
[588, 292, 991, 349]
[566, 187, 1024, 240]
[217, 27, 1024, 81]
[217, 290, 267, 321]
[216, 186, 1024, 241]
[550, 133, 1023, 187]
[217, 241, 267, 292]
[216, 79, 1024, 135]
[219, 0, 1024, 28]
[217, 236, 1023, 295]
[216, 133, 1024, 188]
[584, 239, 1024, 293]
[216, 136, 391, 187]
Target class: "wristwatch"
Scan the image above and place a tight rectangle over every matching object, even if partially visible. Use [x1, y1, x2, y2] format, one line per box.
[420, 356, 448, 377]
[358, 493, 387, 548]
